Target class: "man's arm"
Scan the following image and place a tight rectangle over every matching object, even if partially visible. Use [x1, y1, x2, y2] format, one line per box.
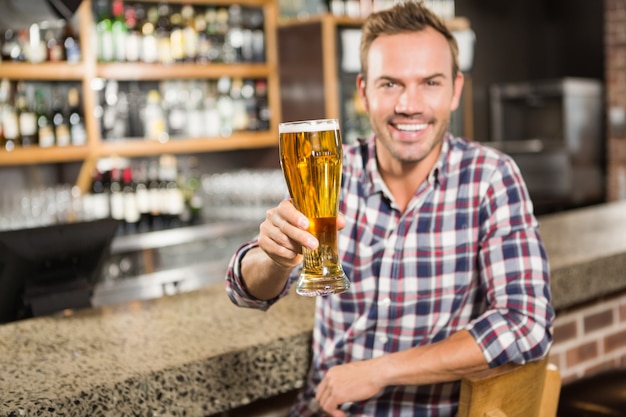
[226, 199, 320, 304]
[316, 329, 488, 417]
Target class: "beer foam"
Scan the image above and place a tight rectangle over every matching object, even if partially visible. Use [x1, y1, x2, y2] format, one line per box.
[279, 119, 339, 133]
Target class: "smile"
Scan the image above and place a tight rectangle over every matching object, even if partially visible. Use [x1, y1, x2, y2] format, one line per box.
[394, 123, 428, 132]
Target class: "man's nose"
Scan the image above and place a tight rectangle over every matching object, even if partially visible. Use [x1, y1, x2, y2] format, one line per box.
[395, 85, 425, 115]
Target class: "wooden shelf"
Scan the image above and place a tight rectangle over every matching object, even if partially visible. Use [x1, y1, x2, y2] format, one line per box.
[0, 146, 90, 166]
[0, 62, 86, 80]
[95, 63, 272, 80]
[97, 133, 277, 158]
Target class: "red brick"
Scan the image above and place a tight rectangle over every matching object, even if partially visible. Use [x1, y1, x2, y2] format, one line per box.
[605, 329, 626, 353]
[553, 320, 577, 344]
[566, 341, 599, 367]
[584, 309, 614, 333]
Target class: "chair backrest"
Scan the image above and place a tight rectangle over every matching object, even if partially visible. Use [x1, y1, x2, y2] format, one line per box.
[457, 357, 562, 417]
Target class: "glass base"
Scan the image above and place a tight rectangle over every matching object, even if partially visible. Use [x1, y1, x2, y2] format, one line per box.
[295, 272, 350, 297]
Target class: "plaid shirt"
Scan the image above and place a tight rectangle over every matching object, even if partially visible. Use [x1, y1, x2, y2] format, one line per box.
[226, 134, 554, 417]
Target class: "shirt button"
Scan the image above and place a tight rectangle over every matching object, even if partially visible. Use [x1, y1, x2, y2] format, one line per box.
[380, 297, 391, 307]
[379, 335, 389, 344]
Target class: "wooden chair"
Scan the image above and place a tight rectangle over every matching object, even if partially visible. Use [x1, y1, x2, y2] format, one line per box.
[457, 357, 561, 417]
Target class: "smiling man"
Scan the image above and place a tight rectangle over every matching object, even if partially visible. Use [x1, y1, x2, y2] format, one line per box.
[225, 2, 554, 416]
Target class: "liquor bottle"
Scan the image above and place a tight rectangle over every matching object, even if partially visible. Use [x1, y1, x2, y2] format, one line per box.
[216, 76, 234, 137]
[52, 88, 71, 147]
[36, 87, 55, 148]
[95, 0, 114, 62]
[90, 168, 110, 219]
[181, 156, 203, 225]
[186, 82, 205, 137]
[144, 89, 167, 142]
[122, 166, 140, 233]
[255, 79, 270, 131]
[111, 0, 127, 62]
[203, 7, 220, 62]
[124, 5, 141, 62]
[109, 167, 126, 227]
[242, 79, 258, 131]
[169, 8, 184, 63]
[182, 4, 198, 62]
[204, 81, 221, 137]
[62, 21, 81, 63]
[157, 2, 173, 64]
[162, 81, 187, 138]
[147, 158, 163, 230]
[16, 82, 37, 147]
[68, 87, 87, 146]
[45, 28, 64, 62]
[159, 154, 184, 229]
[2, 81, 20, 151]
[133, 160, 151, 232]
[215, 8, 230, 62]
[230, 77, 248, 132]
[141, 6, 159, 63]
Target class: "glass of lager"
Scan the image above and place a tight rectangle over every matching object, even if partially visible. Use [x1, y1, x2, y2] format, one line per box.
[279, 118, 350, 296]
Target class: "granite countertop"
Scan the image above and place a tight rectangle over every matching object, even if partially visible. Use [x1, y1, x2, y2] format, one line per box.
[538, 200, 626, 310]
[0, 285, 316, 417]
[1, 200, 625, 417]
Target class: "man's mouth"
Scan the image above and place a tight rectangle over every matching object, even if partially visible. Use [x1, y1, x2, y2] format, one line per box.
[393, 123, 429, 133]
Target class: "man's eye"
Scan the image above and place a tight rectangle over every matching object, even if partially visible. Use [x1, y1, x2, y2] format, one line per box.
[426, 80, 441, 87]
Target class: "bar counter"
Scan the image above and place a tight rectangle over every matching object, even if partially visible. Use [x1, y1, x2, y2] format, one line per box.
[1, 201, 625, 417]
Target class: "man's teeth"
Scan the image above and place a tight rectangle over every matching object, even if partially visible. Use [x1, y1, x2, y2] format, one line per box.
[395, 123, 427, 132]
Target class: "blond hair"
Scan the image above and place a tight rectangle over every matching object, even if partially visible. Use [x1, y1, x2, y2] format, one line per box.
[359, 1, 460, 81]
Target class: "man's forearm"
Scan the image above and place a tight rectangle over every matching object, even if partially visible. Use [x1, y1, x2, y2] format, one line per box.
[240, 247, 293, 300]
[376, 329, 489, 386]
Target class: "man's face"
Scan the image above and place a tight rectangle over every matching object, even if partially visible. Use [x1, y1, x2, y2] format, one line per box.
[357, 28, 464, 170]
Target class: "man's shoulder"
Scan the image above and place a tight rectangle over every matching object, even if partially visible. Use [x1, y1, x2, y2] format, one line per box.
[445, 135, 518, 174]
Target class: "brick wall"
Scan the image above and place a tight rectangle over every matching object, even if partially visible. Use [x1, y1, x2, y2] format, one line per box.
[606, 0, 626, 200]
[549, 291, 626, 384]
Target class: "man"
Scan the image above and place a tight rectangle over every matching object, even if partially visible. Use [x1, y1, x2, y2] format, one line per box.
[226, 2, 554, 416]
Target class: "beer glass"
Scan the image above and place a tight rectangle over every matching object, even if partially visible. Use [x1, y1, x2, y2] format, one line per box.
[279, 119, 350, 296]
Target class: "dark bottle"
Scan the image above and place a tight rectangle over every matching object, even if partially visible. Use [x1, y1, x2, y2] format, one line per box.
[111, 0, 128, 62]
[35, 87, 55, 148]
[91, 168, 111, 219]
[2, 80, 20, 150]
[67, 87, 87, 146]
[16, 82, 37, 147]
[51, 88, 71, 147]
[124, 5, 141, 62]
[95, 0, 114, 62]
[63, 21, 81, 63]
[255, 79, 270, 131]
[133, 160, 151, 233]
[109, 166, 126, 231]
[122, 166, 140, 234]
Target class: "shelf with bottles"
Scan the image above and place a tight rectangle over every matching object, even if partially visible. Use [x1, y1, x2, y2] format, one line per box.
[93, 77, 271, 149]
[93, 0, 268, 65]
[0, 80, 89, 155]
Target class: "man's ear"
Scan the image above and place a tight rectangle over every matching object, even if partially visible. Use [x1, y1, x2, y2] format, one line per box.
[356, 73, 369, 113]
[450, 71, 465, 112]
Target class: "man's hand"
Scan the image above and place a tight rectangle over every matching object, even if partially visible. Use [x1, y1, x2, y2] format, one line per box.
[316, 360, 384, 417]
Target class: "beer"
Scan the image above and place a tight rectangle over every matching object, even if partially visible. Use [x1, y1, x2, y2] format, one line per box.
[279, 119, 350, 296]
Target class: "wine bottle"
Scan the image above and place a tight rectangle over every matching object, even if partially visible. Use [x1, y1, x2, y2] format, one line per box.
[96, 0, 114, 62]
[16, 82, 37, 147]
[52, 88, 71, 147]
[68, 87, 87, 146]
[36, 87, 55, 148]
[111, 0, 127, 62]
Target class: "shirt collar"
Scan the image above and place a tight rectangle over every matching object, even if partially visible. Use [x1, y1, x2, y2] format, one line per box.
[359, 133, 451, 196]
